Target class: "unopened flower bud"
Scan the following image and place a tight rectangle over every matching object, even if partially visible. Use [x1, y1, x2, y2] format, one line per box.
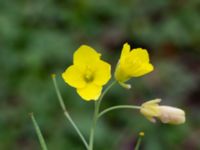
[158, 106, 185, 125]
[140, 99, 185, 125]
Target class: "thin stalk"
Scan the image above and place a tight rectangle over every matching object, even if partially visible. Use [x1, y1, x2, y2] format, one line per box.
[88, 102, 99, 150]
[98, 80, 116, 106]
[52, 74, 89, 149]
[88, 80, 116, 150]
[135, 132, 144, 150]
[98, 105, 141, 118]
[135, 137, 142, 150]
[30, 113, 48, 150]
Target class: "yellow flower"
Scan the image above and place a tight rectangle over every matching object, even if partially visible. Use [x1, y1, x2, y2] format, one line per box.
[62, 45, 111, 101]
[115, 43, 154, 88]
[140, 99, 186, 125]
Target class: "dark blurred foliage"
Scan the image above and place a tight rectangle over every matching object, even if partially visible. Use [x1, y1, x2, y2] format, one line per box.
[0, 0, 200, 149]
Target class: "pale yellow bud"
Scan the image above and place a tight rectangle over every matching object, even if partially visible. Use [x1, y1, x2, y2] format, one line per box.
[140, 99, 161, 123]
[158, 106, 185, 125]
[140, 99, 186, 125]
[139, 132, 145, 136]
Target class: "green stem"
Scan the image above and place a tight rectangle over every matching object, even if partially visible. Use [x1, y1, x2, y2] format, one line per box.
[88, 102, 99, 150]
[30, 113, 48, 150]
[135, 132, 144, 150]
[98, 105, 141, 118]
[98, 80, 116, 106]
[88, 80, 116, 150]
[135, 137, 142, 150]
[52, 74, 89, 149]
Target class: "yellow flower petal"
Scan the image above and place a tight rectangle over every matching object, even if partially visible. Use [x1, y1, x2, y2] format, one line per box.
[130, 48, 150, 63]
[93, 60, 111, 86]
[120, 43, 131, 62]
[62, 65, 86, 88]
[77, 84, 102, 101]
[129, 63, 154, 77]
[73, 45, 101, 70]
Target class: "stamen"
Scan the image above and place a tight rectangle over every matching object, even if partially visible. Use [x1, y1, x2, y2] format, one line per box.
[84, 68, 94, 83]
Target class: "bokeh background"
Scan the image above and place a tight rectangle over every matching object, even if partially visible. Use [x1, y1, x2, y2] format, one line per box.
[1, 0, 200, 149]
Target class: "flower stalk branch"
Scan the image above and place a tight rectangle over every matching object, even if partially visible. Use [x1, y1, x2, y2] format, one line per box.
[98, 80, 116, 106]
[98, 105, 141, 118]
[88, 80, 116, 150]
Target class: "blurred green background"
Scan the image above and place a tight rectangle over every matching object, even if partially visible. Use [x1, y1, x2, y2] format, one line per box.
[1, 0, 200, 149]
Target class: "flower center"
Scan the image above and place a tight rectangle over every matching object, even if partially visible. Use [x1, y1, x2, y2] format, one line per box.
[84, 68, 94, 83]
